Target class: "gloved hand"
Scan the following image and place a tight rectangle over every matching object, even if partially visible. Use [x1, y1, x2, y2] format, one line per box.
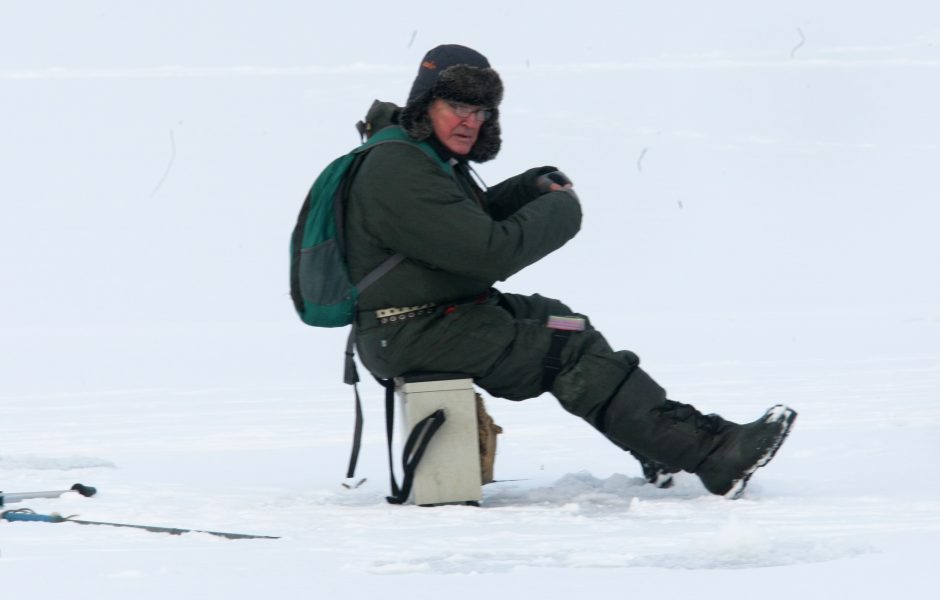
[536, 170, 573, 193]
[536, 170, 578, 200]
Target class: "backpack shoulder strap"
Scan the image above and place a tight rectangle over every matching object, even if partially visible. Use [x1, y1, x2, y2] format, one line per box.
[353, 126, 453, 176]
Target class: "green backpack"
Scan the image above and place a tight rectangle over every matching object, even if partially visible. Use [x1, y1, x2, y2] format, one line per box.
[289, 124, 451, 327]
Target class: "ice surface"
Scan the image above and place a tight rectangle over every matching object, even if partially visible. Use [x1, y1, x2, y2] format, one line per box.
[1, 1, 939, 598]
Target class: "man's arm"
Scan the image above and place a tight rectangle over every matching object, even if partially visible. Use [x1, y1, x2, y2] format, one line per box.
[484, 166, 559, 220]
[357, 146, 581, 282]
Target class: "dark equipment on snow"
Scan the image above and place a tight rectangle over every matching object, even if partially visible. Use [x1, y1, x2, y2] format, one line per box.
[0, 483, 97, 506]
[1, 508, 279, 540]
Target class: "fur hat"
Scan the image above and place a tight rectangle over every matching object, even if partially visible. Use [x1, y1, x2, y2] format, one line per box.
[400, 45, 503, 162]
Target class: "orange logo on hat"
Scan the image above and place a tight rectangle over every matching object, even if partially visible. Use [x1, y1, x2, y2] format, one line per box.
[422, 60, 437, 70]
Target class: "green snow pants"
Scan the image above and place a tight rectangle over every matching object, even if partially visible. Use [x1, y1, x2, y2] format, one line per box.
[355, 290, 702, 469]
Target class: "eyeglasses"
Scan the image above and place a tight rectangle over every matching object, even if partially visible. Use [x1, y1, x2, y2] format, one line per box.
[444, 100, 493, 122]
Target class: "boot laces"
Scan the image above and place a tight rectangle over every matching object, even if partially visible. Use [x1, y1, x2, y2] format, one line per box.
[658, 400, 725, 434]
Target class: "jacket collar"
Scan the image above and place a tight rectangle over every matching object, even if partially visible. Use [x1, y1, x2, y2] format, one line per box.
[426, 135, 470, 167]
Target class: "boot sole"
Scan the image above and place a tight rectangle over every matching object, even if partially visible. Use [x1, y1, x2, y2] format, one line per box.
[724, 405, 798, 499]
[650, 472, 675, 489]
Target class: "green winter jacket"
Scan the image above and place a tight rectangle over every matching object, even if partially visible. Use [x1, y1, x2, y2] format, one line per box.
[346, 126, 582, 312]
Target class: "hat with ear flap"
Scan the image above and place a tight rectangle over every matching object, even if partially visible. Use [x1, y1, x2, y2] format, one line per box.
[400, 44, 503, 162]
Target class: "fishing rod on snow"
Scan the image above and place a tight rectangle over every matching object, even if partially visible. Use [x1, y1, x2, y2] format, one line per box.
[0, 483, 97, 506]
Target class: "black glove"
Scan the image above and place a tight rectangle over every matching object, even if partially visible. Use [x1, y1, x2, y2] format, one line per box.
[536, 170, 578, 200]
[536, 170, 574, 193]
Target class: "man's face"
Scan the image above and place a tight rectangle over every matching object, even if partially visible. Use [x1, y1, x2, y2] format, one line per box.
[428, 99, 486, 156]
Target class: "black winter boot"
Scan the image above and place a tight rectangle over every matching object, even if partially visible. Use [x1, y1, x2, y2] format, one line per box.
[594, 367, 797, 498]
[695, 405, 797, 498]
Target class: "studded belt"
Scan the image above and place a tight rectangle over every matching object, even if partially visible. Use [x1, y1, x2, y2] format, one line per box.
[374, 303, 436, 325]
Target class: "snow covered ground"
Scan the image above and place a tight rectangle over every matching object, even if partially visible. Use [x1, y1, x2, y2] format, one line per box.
[2, 1, 939, 597]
